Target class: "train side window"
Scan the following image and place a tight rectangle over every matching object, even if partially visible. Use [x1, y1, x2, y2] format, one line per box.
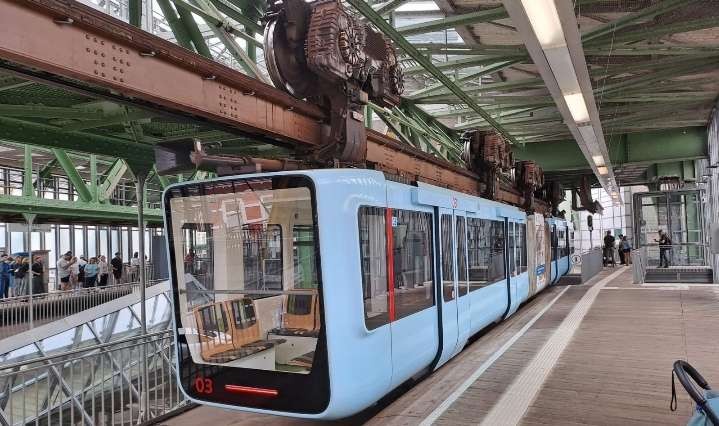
[441, 214, 455, 301]
[293, 225, 318, 289]
[392, 209, 434, 320]
[508, 222, 516, 277]
[489, 221, 506, 283]
[358, 206, 389, 330]
[570, 230, 575, 255]
[518, 223, 527, 273]
[467, 218, 506, 291]
[467, 217, 488, 291]
[456, 216, 468, 297]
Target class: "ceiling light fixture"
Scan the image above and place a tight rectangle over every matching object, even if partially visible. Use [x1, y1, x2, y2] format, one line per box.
[505, 0, 620, 202]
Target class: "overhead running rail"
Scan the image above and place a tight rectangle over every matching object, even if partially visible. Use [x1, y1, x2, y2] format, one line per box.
[0, 0, 542, 208]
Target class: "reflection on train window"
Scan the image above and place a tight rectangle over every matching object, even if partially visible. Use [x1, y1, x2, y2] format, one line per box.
[441, 214, 454, 301]
[456, 216, 468, 297]
[358, 206, 389, 330]
[569, 231, 575, 255]
[392, 209, 434, 320]
[558, 228, 568, 258]
[168, 176, 320, 374]
[467, 218, 506, 291]
[551, 227, 558, 261]
[243, 224, 282, 291]
[518, 223, 527, 273]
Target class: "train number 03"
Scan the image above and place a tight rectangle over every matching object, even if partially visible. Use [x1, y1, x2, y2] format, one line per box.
[194, 377, 214, 394]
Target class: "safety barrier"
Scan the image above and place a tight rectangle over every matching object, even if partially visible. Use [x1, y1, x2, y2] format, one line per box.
[0, 330, 188, 426]
[580, 247, 604, 284]
[632, 246, 648, 284]
[0, 280, 164, 338]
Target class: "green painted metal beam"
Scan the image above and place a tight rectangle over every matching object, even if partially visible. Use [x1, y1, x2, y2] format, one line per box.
[375, 0, 407, 16]
[172, 0, 264, 50]
[408, 59, 524, 99]
[156, 0, 196, 51]
[585, 17, 719, 46]
[513, 127, 708, 171]
[89, 154, 99, 202]
[0, 195, 163, 225]
[206, 0, 263, 33]
[129, 0, 142, 27]
[153, 165, 171, 189]
[23, 145, 33, 197]
[175, 3, 213, 58]
[37, 159, 58, 181]
[402, 54, 526, 76]
[348, 0, 517, 143]
[52, 149, 93, 203]
[0, 116, 155, 171]
[581, 0, 699, 42]
[61, 110, 154, 132]
[396, 6, 508, 36]
[0, 105, 105, 120]
[97, 159, 131, 201]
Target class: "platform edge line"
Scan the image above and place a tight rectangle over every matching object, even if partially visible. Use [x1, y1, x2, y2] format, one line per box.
[419, 285, 571, 426]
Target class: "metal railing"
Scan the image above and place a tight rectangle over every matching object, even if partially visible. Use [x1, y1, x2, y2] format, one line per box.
[0, 280, 164, 338]
[632, 246, 648, 284]
[0, 330, 188, 426]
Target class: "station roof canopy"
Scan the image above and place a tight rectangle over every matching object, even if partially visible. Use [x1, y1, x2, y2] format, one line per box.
[0, 0, 716, 193]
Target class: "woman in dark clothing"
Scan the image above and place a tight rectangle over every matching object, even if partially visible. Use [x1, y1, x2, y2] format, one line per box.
[15, 258, 29, 295]
[31, 256, 44, 295]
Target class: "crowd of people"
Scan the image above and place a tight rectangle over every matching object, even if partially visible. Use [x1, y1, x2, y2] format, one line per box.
[57, 251, 136, 290]
[0, 250, 149, 298]
[603, 231, 634, 267]
[0, 253, 45, 298]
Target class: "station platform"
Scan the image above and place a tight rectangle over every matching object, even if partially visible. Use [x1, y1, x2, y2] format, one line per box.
[162, 268, 719, 426]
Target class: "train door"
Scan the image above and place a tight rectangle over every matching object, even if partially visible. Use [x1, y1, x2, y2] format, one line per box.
[550, 223, 558, 283]
[454, 213, 471, 353]
[436, 207, 460, 366]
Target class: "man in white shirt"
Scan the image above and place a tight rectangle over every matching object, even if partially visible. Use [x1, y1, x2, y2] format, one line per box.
[56, 252, 76, 291]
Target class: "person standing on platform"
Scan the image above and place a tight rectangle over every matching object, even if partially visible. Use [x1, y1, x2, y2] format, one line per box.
[31, 255, 45, 295]
[84, 257, 99, 287]
[0, 254, 11, 298]
[621, 236, 632, 266]
[603, 231, 616, 267]
[57, 252, 76, 291]
[17, 258, 29, 295]
[655, 230, 672, 268]
[98, 255, 109, 286]
[130, 252, 140, 282]
[111, 252, 123, 284]
[617, 234, 625, 265]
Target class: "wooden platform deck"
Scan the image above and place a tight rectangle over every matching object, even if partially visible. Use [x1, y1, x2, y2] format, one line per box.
[162, 268, 719, 426]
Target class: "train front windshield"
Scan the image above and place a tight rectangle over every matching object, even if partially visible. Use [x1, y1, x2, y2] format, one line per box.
[164, 175, 329, 413]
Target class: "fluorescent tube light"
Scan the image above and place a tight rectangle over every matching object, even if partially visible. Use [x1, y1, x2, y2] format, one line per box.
[592, 155, 604, 166]
[597, 166, 609, 175]
[544, 46, 581, 95]
[564, 93, 590, 123]
[520, 0, 565, 49]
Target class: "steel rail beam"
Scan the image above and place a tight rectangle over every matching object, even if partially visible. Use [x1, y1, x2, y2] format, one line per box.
[0, 0, 544, 203]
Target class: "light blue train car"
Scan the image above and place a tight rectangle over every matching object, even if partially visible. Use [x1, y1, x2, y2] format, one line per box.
[163, 169, 572, 419]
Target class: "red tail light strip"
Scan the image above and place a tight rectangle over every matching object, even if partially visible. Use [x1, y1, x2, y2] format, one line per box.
[224, 385, 279, 397]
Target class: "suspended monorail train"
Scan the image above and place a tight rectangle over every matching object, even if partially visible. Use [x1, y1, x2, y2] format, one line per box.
[164, 169, 574, 419]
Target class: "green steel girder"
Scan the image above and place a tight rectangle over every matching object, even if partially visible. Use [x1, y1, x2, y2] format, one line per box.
[52, 148, 93, 203]
[584, 17, 719, 46]
[61, 110, 155, 132]
[0, 80, 33, 92]
[206, 0, 263, 33]
[37, 158, 58, 181]
[129, 0, 142, 27]
[0, 105, 106, 120]
[156, 0, 195, 51]
[375, 0, 407, 16]
[346, 0, 516, 143]
[99, 159, 129, 203]
[584, 46, 719, 56]
[581, 0, 699, 43]
[23, 145, 33, 197]
[0, 116, 155, 171]
[600, 58, 719, 95]
[396, 6, 508, 36]
[0, 194, 163, 225]
[412, 43, 526, 56]
[170, 0, 264, 50]
[402, 54, 526, 76]
[408, 59, 524, 99]
[175, 2, 213, 58]
[513, 127, 708, 171]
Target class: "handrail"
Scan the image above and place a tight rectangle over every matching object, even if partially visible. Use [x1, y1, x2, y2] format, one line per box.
[0, 330, 173, 371]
